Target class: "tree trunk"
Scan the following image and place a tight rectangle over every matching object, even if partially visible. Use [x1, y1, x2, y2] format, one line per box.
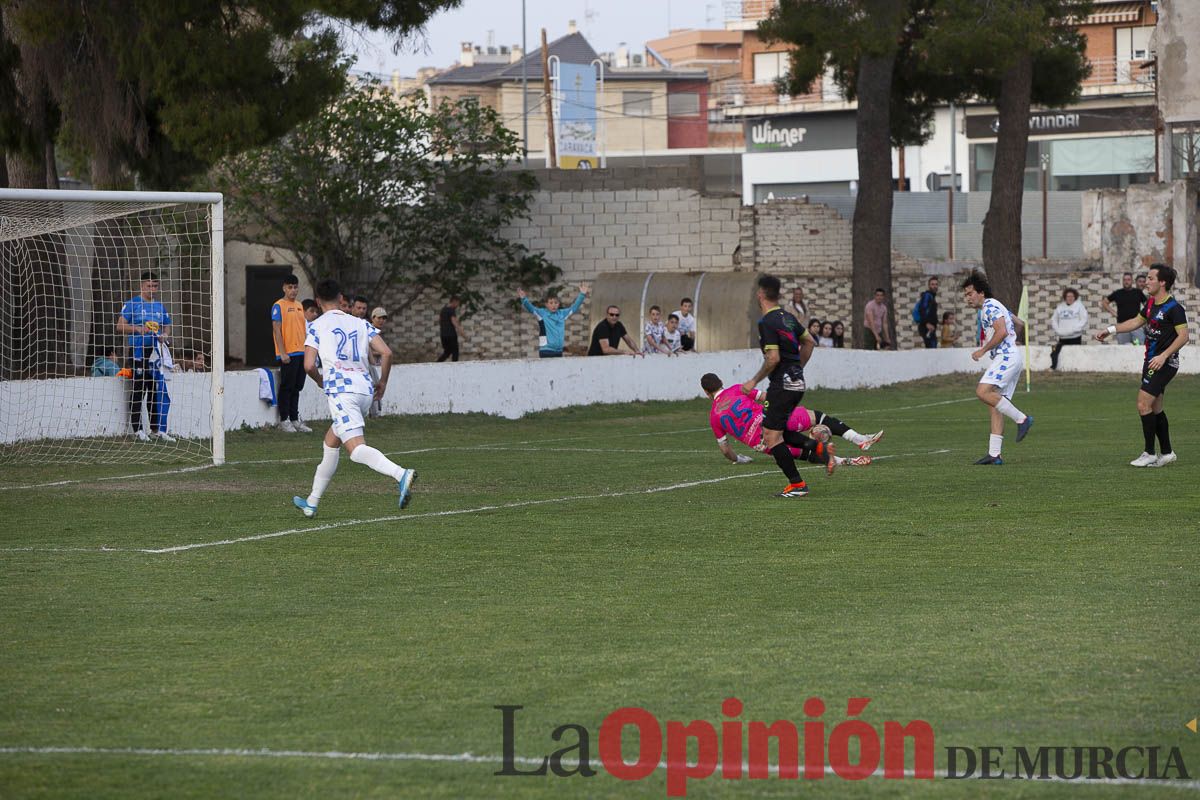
[45, 139, 59, 189]
[981, 52, 1033, 311]
[851, 50, 898, 351]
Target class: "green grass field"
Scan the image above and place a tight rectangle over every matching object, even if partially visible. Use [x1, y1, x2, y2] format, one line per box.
[2, 372, 1198, 799]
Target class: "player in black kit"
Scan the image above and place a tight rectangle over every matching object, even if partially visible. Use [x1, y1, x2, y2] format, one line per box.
[740, 274, 822, 497]
[1095, 263, 1189, 468]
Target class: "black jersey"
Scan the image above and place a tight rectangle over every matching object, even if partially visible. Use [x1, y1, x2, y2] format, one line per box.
[757, 306, 807, 385]
[1142, 295, 1188, 368]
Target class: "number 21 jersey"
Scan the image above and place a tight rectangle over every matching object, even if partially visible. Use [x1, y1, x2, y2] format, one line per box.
[304, 310, 379, 396]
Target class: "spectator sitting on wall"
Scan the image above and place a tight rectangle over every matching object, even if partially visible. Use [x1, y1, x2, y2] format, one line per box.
[588, 305, 643, 356]
[518, 283, 589, 358]
[91, 346, 121, 377]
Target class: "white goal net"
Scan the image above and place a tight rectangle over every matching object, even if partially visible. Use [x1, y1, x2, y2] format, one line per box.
[0, 189, 224, 465]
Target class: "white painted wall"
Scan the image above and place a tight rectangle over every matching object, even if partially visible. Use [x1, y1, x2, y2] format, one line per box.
[3, 345, 1185, 445]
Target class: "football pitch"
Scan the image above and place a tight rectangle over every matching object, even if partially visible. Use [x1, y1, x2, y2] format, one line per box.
[2, 372, 1198, 798]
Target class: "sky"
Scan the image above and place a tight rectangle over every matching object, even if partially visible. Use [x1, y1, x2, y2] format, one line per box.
[346, 0, 717, 77]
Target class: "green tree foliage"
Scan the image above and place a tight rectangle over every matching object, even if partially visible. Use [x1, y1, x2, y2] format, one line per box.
[922, 0, 1091, 308]
[759, 0, 912, 347]
[217, 82, 559, 313]
[0, 0, 463, 189]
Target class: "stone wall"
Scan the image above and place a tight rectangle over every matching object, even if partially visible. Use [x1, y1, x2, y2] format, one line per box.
[372, 169, 1196, 361]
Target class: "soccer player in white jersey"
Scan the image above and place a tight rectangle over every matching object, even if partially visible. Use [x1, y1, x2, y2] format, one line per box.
[292, 279, 416, 516]
[963, 270, 1034, 465]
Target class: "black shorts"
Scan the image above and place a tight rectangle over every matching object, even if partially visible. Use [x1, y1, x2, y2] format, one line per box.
[1140, 362, 1178, 397]
[763, 384, 805, 431]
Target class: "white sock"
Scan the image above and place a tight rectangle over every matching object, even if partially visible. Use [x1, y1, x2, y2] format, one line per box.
[841, 429, 865, 445]
[350, 444, 405, 481]
[989, 434, 1003, 458]
[307, 445, 340, 505]
[995, 398, 1027, 424]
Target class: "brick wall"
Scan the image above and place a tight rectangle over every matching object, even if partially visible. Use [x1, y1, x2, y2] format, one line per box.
[374, 169, 1195, 361]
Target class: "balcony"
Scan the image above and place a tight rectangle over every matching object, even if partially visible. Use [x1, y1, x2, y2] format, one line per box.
[723, 0, 778, 28]
[1081, 56, 1155, 94]
[711, 77, 845, 115]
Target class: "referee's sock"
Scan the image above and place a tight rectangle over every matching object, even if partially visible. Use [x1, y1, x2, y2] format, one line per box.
[770, 442, 803, 484]
[1140, 412, 1158, 454]
[1156, 411, 1172, 455]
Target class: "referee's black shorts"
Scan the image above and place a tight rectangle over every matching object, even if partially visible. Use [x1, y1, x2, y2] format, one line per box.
[1140, 362, 1178, 397]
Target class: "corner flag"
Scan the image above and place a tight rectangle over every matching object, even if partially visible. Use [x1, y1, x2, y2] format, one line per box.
[1017, 285, 1031, 392]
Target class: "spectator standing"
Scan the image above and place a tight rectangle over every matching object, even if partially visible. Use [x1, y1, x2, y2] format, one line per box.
[832, 320, 846, 348]
[643, 305, 671, 355]
[1102, 272, 1148, 345]
[519, 284, 589, 358]
[915, 277, 940, 348]
[675, 298, 697, 351]
[807, 318, 822, 342]
[1050, 288, 1088, 370]
[368, 307, 389, 418]
[791, 287, 809, 321]
[350, 296, 369, 319]
[817, 321, 835, 348]
[437, 297, 466, 362]
[91, 346, 120, 377]
[338, 295, 351, 313]
[588, 305, 642, 356]
[303, 299, 320, 323]
[116, 271, 172, 442]
[863, 288, 891, 350]
[940, 312, 959, 347]
[272, 274, 311, 432]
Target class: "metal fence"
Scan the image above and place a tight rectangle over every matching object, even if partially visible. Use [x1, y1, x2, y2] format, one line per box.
[796, 191, 1085, 261]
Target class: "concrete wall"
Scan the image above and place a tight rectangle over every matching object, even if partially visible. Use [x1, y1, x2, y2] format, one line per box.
[223, 241, 312, 364]
[1083, 181, 1198, 278]
[1156, 2, 1200, 126]
[5, 345, 1191, 445]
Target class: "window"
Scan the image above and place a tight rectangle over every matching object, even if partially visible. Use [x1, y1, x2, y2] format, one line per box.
[623, 91, 653, 117]
[667, 92, 700, 117]
[972, 141, 1042, 192]
[753, 52, 787, 85]
[1115, 26, 1154, 61]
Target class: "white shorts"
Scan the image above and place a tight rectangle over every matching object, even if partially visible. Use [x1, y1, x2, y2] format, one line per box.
[326, 393, 372, 440]
[979, 349, 1023, 399]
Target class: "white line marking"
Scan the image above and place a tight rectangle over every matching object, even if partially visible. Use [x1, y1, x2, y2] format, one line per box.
[0, 448, 957, 556]
[0, 397, 972, 491]
[1, 745, 1196, 790]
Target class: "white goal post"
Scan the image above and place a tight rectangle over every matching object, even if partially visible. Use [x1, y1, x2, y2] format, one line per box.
[0, 189, 225, 466]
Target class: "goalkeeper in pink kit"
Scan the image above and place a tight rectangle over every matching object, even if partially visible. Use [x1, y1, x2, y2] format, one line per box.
[701, 373, 882, 469]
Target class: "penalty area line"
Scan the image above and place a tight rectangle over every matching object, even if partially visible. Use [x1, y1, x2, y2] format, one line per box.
[1, 745, 1197, 790]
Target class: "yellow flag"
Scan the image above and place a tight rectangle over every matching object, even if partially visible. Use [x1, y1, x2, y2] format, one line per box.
[1017, 285, 1029, 320]
[1018, 285, 1031, 392]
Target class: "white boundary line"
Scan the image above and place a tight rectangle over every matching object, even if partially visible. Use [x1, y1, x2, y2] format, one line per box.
[0, 449, 952, 556]
[0, 396, 974, 492]
[1, 745, 1197, 790]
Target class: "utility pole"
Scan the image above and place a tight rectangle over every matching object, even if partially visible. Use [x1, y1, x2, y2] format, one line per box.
[521, 0, 528, 164]
[541, 28, 556, 168]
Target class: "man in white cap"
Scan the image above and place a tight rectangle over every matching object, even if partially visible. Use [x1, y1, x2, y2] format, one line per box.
[368, 307, 389, 417]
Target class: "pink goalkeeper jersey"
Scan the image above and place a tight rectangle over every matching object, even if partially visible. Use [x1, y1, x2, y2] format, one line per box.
[709, 386, 814, 451]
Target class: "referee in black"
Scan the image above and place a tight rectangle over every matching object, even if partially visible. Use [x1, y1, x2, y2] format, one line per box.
[1095, 263, 1189, 468]
[740, 274, 820, 497]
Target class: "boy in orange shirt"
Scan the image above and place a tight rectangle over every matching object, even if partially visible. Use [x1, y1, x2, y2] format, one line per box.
[272, 274, 311, 432]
